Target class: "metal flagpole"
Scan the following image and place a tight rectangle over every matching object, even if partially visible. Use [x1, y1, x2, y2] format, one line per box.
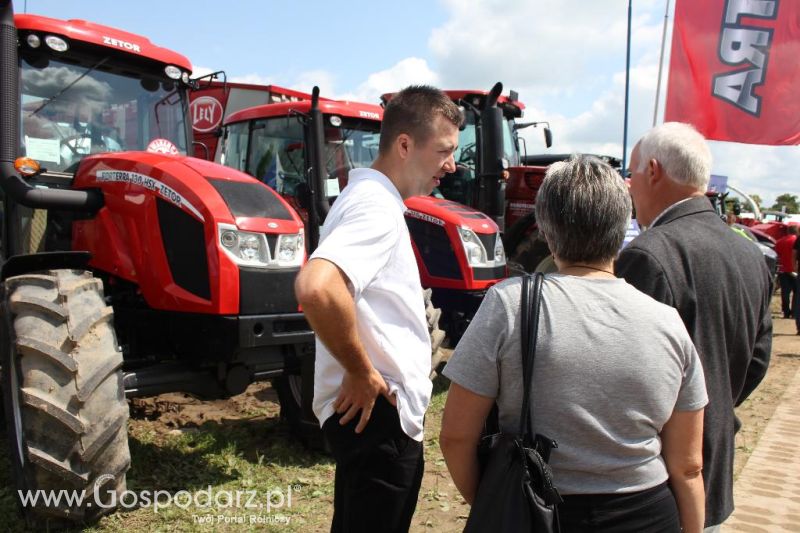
[622, 0, 633, 173]
[653, 0, 671, 126]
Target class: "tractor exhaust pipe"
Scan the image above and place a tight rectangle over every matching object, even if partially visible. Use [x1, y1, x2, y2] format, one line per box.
[0, 0, 103, 213]
[305, 86, 330, 252]
[477, 81, 506, 232]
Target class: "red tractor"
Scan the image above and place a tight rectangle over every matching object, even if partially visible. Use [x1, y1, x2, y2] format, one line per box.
[0, 2, 316, 526]
[382, 83, 558, 275]
[191, 82, 508, 343]
[189, 76, 313, 161]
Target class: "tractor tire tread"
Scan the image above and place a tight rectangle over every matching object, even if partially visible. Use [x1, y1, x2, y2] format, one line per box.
[1, 269, 130, 527]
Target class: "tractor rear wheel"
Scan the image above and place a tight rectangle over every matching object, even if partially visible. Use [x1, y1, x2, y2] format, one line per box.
[273, 373, 304, 429]
[1, 270, 130, 527]
[424, 288, 447, 377]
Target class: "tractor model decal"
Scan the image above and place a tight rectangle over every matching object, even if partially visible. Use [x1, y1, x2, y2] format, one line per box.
[96, 170, 205, 221]
[405, 209, 445, 226]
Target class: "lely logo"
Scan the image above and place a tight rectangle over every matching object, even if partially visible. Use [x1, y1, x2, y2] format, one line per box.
[191, 97, 224, 133]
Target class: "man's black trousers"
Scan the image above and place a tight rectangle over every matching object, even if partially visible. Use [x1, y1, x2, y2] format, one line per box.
[323, 395, 424, 533]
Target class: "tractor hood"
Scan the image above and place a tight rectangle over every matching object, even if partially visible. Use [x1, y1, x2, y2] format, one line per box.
[71, 152, 305, 315]
[405, 196, 499, 236]
[74, 152, 303, 235]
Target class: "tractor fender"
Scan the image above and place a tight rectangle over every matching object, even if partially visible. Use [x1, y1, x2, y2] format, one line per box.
[1, 251, 91, 282]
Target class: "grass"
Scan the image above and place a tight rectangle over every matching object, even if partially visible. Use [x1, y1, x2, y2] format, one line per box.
[0, 410, 336, 532]
[0, 376, 454, 532]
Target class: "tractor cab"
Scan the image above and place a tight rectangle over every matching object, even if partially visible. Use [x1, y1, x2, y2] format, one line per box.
[433, 90, 525, 208]
[219, 99, 382, 220]
[16, 14, 192, 179]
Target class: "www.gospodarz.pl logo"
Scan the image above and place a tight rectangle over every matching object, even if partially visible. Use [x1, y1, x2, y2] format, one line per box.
[18, 474, 297, 515]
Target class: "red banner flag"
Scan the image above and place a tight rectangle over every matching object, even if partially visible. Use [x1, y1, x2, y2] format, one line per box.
[664, 0, 800, 145]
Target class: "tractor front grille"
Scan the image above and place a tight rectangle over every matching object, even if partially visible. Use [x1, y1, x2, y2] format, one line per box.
[157, 199, 211, 300]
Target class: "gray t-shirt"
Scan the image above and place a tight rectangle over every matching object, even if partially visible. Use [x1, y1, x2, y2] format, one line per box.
[443, 274, 708, 495]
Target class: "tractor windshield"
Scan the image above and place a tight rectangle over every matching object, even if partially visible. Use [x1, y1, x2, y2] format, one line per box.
[221, 116, 380, 197]
[323, 118, 381, 187]
[453, 111, 520, 172]
[440, 110, 520, 205]
[20, 56, 189, 173]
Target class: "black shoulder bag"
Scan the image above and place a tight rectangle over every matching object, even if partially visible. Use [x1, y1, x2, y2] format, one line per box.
[464, 272, 563, 533]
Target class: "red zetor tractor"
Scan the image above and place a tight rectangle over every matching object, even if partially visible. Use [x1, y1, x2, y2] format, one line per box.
[203, 85, 508, 345]
[382, 83, 556, 275]
[0, 2, 315, 526]
[385, 83, 630, 275]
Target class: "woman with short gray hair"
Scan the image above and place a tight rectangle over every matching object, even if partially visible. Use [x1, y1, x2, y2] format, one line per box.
[440, 155, 708, 532]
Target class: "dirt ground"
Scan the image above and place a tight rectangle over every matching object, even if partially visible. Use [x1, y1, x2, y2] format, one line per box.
[124, 296, 800, 532]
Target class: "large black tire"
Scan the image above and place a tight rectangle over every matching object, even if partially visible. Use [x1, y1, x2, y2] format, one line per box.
[504, 212, 555, 275]
[273, 373, 303, 427]
[1, 270, 130, 527]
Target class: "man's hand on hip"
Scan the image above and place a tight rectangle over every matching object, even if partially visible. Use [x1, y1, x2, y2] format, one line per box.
[334, 367, 397, 433]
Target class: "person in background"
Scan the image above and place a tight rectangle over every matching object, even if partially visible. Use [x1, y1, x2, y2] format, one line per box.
[294, 85, 461, 533]
[616, 122, 773, 532]
[725, 212, 754, 241]
[441, 155, 708, 532]
[775, 225, 798, 319]
[793, 226, 800, 334]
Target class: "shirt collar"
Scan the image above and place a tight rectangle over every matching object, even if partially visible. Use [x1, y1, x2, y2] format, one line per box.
[349, 167, 407, 211]
[647, 197, 695, 228]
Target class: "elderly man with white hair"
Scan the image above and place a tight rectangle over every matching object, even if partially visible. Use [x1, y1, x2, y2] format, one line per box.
[616, 122, 773, 532]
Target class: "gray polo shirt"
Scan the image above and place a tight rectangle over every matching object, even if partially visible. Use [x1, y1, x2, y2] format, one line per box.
[444, 274, 707, 494]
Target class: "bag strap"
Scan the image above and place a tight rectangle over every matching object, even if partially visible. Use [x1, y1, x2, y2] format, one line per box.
[519, 272, 544, 441]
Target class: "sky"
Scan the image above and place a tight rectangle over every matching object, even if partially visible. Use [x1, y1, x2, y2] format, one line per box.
[19, 0, 799, 208]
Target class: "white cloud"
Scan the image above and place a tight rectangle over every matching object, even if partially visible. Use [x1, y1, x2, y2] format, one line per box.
[229, 73, 276, 86]
[290, 70, 338, 97]
[337, 58, 439, 103]
[418, 0, 795, 205]
[429, 0, 662, 96]
[190, 65, 217, 79]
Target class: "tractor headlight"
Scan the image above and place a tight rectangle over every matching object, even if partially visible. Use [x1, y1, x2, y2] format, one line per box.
[494, 238, 506, 263]
[218, 224, 304, 268]
[164, 65, 182, 80]
[457, 226, 506, 269]
[44, 35, 68, 52]
[239, 235, 262, 261]
[218, 224, 269, 267]
[458, 227, 488, 266]
[276, 232, 305, 267]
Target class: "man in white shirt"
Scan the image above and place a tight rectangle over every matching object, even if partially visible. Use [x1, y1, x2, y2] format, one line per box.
[294, 86, 461, 533]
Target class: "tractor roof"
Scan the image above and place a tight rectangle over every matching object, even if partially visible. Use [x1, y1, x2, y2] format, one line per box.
[380, 89, 525, 118]
[225, 100, 384, 125]
[15, 14, 191, 71]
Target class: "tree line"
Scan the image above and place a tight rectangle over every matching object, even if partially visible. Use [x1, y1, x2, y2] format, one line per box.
[748, 193, 798, 214]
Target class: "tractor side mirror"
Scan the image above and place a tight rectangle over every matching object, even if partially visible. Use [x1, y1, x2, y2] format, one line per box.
[544, 127, 553, 149]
